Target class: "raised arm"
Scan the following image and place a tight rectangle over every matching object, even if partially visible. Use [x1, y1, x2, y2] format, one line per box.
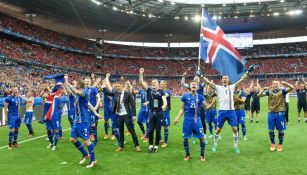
[95, 92, 101, 110]
[249, 80, 254, 91]
[258, 87, 269, 97]
[236, 72, 248, 87]
[173, 102, 184, 125]
[139, 68, 148, 90]
[181, 72, 189, 88]
[281, 81, 294, 93]
[64, 75, 85, 97]
[202, 77, 216, 89]
[105, 73, 113, 93]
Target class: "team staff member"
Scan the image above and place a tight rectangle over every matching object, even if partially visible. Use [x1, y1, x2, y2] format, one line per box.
[139, 68, 167, 153]
[295, 81, 307, 123]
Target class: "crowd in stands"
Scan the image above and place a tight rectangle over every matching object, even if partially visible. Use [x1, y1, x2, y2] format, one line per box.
[0, 13, 95, 51]
[0, 35, 305, 76]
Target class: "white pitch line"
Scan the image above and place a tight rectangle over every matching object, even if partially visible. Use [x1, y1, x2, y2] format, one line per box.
[0, 128, 71, 150]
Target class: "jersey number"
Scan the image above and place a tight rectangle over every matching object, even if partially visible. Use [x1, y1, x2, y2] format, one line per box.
[190, 102, 196, 109]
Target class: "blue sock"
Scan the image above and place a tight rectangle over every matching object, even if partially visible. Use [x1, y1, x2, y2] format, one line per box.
[26, 124, 33, 133]
[47, 130, 54, 145]
[183, 139, 190, 156]
[8, 131, 14, 143]
[209, 123, 213, 135]
[87, 144, 96, 162]
[54, 132, 59, 146]
[278, 132, 284, 145]
[138, 122, 145, 134]
[13, 130, 19, 142]
[164, 128, 169, 144]
[200, 140, 205, 157]
[104, 123, 109, 135]
[59, 129, 63, 137]
[73, 140, 88, 157]
[269, 131, 275, 144]
[241, 124, 246, 137]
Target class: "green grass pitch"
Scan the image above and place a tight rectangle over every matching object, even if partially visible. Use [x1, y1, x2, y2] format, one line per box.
[0, 97, 307, 175]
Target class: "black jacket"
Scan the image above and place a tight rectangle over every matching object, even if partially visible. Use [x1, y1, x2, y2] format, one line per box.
[103, 88, 136, 117]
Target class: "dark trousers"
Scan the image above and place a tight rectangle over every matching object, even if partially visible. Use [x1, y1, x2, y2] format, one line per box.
[285, 102, 289, 123]
[117, 114, 139, 148]
[200, 106, 207, 134]
[148, 111, 163, 146]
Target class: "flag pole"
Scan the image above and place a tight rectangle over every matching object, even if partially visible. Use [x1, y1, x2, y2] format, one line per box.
[198, 8, 204, 72]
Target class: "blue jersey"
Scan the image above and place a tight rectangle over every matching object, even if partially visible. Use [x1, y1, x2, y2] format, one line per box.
[103, 91, 112, 110]
[251, 91, 260, 105]
[139, 89, 148, 110]
[5, 95, 21, 118]
[53, 97, 62, 120]
[88, 87, 99, 107]
[197, 83, 205, 96]
[75, 88, 90, 123]
[164, 89, 172, 110]
[181, 93, 205, 121]
[68, 94, 76, 112]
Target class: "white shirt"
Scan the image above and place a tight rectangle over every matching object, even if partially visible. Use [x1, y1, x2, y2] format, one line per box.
[285, 93, 290, 103]
[215, 84, 236, 110]
[116, 90, 128, 116]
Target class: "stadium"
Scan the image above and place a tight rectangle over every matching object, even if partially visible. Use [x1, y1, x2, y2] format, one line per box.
[0, 0, 306, 174]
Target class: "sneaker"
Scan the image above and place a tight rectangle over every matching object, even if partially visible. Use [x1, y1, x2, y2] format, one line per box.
[205, 139, 208, 145]
[79, 155, 90, 165]
[59, 137, 64, 140]
[52, 146, 56, 151]
[86, 161, 97, 168]
[28, 132, 34, 137]
[159, 140, 164, 145]
[13, 143, 21, 148]
[135, 146, 141, 152]
[111, 135, 115, 141]
[184, 155, 191, 161]
[270, 144, 276, 152]
[298, 119, 301, 123]
[209, 135, 214, 139]
[148, 145, 154, 153]
[153, 146, 159, 153]
[140, 134, 146, 140]
[200, 155, 206, 161]
[304, 120, 307, 123]
[8, 143, 12, 150]
[103, 134, 108, 140]
[46, 144, 53, 149]
[90, 134, 95, 142]
[161, 143, 168, 148]
[212, 144, 217, 152]
[243, 136, 247, 141]
[143, 138, 149, 143]
[277, 144, 283, 152]
[192, 138, 197, 144]
[115, 147, 124, 152]
[234, 147, 240, 154]
[218, 135, 222, 140]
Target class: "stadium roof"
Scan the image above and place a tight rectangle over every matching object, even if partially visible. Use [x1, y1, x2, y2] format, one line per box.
[0, 0, 307, 42]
